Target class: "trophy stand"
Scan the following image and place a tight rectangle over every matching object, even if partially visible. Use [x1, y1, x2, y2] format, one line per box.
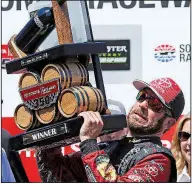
[5, 1, 126, 182]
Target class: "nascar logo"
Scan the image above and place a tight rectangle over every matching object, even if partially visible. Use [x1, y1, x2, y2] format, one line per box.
[154, 44, 176, 62]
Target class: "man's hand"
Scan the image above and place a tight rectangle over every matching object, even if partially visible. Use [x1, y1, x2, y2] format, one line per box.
[78, 111, 104, 142]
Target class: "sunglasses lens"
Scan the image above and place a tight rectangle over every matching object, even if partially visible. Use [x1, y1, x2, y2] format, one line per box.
[137, 91, 164, 113]
[179, 132, 191, 141]
[136, 91, 146, 102]
[148, 98, 164, 113]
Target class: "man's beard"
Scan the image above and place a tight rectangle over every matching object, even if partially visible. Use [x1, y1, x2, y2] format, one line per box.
[127, 107, 166, 136]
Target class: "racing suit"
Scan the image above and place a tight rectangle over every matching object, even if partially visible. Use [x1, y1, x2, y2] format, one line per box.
[36, 136, 177, 182]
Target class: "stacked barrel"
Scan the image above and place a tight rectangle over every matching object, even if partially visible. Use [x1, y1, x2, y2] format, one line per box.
[14, 58, 106, 131]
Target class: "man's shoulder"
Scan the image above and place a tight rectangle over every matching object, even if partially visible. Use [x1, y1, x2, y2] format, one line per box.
[137, 142, 174, 162]
[140, 141, 172, 154]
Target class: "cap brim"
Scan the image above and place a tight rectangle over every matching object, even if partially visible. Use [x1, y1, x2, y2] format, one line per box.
[133, 79, 171, 109]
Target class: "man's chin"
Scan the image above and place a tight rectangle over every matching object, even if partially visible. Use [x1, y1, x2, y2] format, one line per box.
[128, 124, 149, 136]
[128, 117, 149, 128]
[133, 121, 149, 128]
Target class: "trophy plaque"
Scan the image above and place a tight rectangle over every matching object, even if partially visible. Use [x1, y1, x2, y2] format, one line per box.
[5, 1, 127, 182]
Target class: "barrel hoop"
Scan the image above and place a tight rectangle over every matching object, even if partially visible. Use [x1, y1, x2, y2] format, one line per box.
[75, 63, 84, 86]
[29, 119, 40, 130]
[81, 64, 89, 83]
[94, 88, 102, 112]
[90, 87, 99, 112]
[98, 89, 104, 112]
[70, 87, 81, 114]
[64, 64, 73, 88]
[57, 64, 66, 89]
[73, 86, 86, 113]
[58, 64, 68, 89]
[79, 86, 90, 111]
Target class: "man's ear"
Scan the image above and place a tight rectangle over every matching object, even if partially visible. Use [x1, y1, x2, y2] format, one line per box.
[163, 118, 176, 134]
[167, 118, 176, 128]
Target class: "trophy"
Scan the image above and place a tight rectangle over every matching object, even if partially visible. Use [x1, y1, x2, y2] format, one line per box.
[6, 1, 127, 182]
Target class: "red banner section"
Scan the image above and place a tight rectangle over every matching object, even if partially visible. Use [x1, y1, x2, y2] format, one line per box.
[20, 79, 59, 101]
[1, 44, 14, 68]
[2, 117, 178, 182]
[2, 44, 13, 59]
[19, 78, 60, 110]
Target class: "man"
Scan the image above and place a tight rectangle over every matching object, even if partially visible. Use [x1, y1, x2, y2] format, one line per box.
[36, 77, 185, 182]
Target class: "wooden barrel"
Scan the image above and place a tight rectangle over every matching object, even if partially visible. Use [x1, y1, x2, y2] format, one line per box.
[35, 105, 62, 124]
[14, 104, 34, 130]
[41, 61, 88, 90]
[19, 72, 41, 89]
[28, 119, 41, 131]
[58, 86, 105, 118]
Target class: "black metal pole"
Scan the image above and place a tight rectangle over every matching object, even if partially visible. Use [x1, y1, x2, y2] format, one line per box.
[8, 151, 29, 182]
[83, 1, 108, 107]
[91, 54, 108, 107]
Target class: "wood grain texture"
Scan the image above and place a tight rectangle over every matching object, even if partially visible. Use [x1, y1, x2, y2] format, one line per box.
[52, 0, 73, 44]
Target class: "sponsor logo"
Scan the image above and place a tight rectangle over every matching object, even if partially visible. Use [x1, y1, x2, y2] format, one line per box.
[95, 155, 117, 181]
[132, 168, 155, 182]
[100, 45, 127, 63]
[98, 40, 130, 65]
[34, 14, 44, 29]
[150, 78, 172, 93]
[89, 40, 130, 70]
[1, 44, 14, 69]
[19, 79, 60, 110]
[127, 175, 144, 182]
[154, 44, 176, 62]
[149, 160, 165, 171]
[180, 44, 191, 62]
[144, 165, 159, 176]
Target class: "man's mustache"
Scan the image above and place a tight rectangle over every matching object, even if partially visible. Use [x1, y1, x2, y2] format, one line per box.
[131, 108, 148, 121]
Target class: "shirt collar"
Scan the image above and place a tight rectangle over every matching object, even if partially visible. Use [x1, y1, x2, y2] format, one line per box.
[177, 166, 190, 182]
[122, 136, 162, 145]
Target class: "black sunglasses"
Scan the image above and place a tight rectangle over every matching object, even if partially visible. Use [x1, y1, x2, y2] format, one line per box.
[136, 90, 172, 117]
[178, 131, 191, 141]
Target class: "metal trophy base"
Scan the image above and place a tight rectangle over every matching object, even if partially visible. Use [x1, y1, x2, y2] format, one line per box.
[10, 114, 126, 151]
[8, 114, 126, 182]
[5, 43, 127, 182]
[6, 42, 106, 74]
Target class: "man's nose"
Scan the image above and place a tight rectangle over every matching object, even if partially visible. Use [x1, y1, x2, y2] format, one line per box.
[139, 100, 148, 109]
